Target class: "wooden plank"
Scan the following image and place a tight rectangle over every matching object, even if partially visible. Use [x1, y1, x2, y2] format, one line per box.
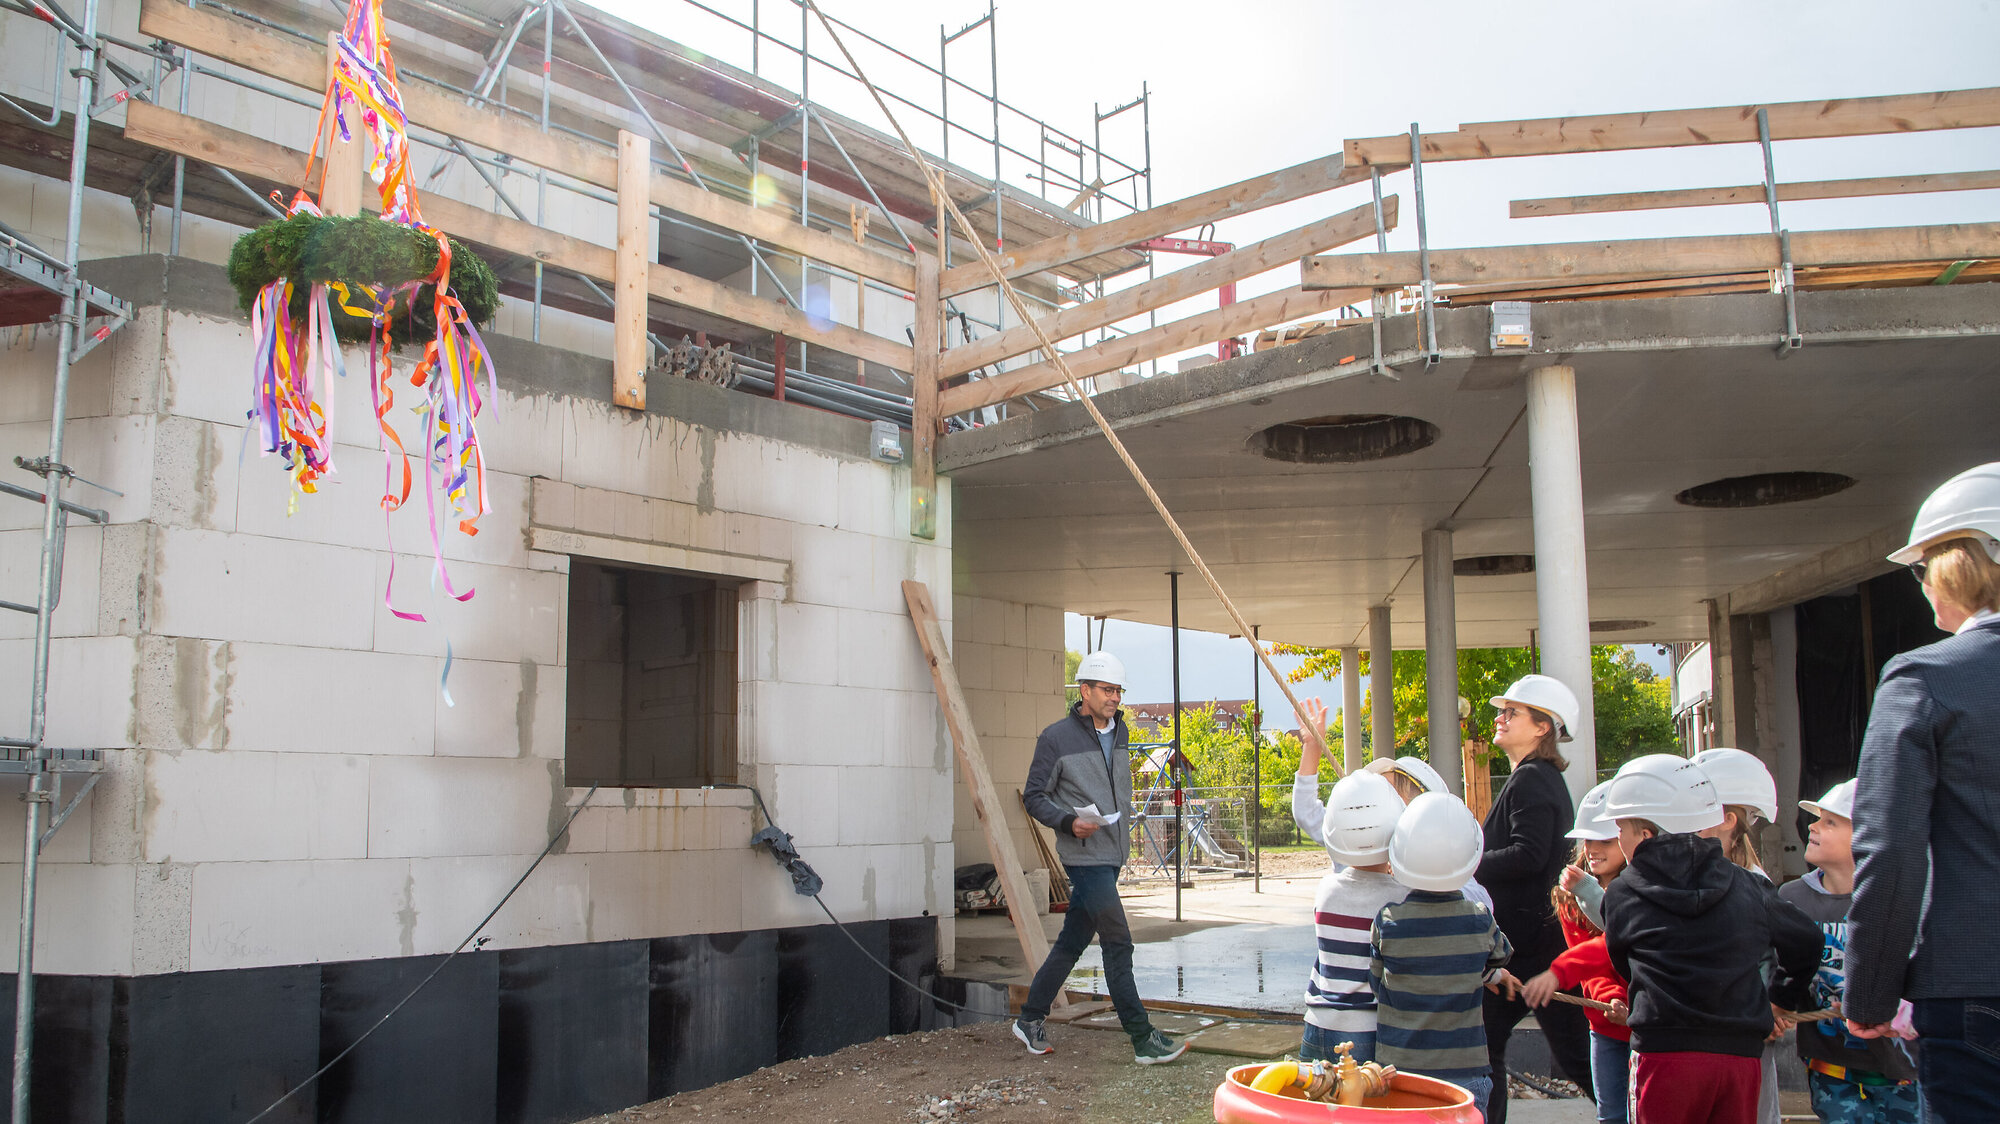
[120, 103, 916, 372]
[939, 154, 1373, 298]
[940, 198, 1395, 378]
[1300, 222, 2000, 290]
[1185, 1023, 1306, 1059]
[1512, 169, 2000, 218]
[136, 0, 918, 291]
[901, 580, 1058, 999]
[613, 130, 651, 411]
[1346, 86, 2000, 168]
[911, 254, 940, 539]
[937, 285, 1371, 416]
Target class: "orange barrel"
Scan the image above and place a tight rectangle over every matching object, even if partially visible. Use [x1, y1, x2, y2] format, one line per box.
[1213, 1063, 1484, 1124]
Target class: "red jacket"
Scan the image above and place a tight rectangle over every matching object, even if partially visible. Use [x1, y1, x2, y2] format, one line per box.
[1551, 911, 1631, 1042]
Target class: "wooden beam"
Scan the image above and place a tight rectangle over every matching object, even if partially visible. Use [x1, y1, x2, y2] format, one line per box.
[317, 32, 365, 216]
[902, 579, 1058, 993]
[940, 198, 1396, 378]
[614, 130, 651, 411]
[1346, 87, 2000, 168]
[1511, 169, 2000, 218]
[938, 154, 1373, 298]
[120, 102, 917, 372]
[938, 284, 1371, 416]
[136, 0, 918, 291]
[911, 254, 940, 540]
[1300, 222, 2000, 290]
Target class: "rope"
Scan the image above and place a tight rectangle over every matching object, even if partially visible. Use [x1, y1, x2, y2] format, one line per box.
[799, 1, 1323, 762]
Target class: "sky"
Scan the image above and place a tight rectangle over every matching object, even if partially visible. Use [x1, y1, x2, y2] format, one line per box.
[588, 0, 1999, 729]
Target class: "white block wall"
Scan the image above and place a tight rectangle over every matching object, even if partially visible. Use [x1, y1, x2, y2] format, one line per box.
[949, 594, 1065, 874]
[0, 304, 956, 975]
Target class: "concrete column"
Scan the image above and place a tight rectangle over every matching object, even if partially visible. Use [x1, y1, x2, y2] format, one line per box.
[1340, 646, 1364, 774]
[1527, 365, 1597, 802]
[1422, 528, 1465, 795]
[1368, 605, 1394, 761]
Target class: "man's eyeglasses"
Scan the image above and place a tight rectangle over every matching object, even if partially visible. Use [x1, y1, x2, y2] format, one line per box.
[1080, 682, 1124, 696]
[1908, 559, 1930, 584]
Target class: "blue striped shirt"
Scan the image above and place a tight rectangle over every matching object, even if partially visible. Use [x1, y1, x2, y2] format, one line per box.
[1370, 889, 1513, 1081]
[1305, 868, 1409, 1031]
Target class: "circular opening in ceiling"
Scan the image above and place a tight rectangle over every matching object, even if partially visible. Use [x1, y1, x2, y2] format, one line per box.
[1674, 472, 1856, 509]
[1248, 414, 1439, 464]
[1455, 554, 1536, 577]
[1590, 619, 1654, 633]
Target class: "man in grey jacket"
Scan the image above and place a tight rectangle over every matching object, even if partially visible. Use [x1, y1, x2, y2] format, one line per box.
[1012, 650, 1186, 1064]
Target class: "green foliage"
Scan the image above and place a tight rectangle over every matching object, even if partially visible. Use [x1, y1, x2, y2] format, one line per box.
[1272, 643, 1675, 782]
[1064, 648, 1082, 709]
[227, 214, 499, 347]
[1128, 702, 1316, 845]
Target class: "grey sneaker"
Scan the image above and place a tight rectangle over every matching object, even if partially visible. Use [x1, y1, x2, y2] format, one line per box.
[1012, 1017, 1052, 1055]
[1132, 1028, 1187, 1065]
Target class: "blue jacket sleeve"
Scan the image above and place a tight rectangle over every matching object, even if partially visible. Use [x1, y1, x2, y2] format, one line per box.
[1846, 659, 1939, 1023]
[1023, 726, 1074, 836]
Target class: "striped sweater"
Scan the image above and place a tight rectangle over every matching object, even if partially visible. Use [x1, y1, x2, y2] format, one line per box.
[1370, 889, 1513, 1082]
[1304, 868, 1410, 1031]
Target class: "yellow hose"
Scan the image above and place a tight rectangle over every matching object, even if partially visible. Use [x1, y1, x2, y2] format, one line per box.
[1248, 1061, 1302, 1095]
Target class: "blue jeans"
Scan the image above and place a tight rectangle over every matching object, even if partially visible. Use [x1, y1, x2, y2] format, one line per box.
[1457, 1074, 1492, 1118]
[1911, 997, 2000, 1124]
[1019, 864, 1152, 1041]
[1299, 1023, 1375, 1064]
[1588, 1031, 1629, 1124]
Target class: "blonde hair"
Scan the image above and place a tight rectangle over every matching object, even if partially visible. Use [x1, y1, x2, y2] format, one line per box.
[1717, 804, 1763, 872]
[1924, 537, 2000, 615]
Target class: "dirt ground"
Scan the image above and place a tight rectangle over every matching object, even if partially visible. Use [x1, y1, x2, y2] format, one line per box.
[572, 1018, 1245, 1124]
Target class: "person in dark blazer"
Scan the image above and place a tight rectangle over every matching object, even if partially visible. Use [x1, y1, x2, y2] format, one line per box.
[1848, 462, 2000, 1121]
[1475, 674, 1594, 1122]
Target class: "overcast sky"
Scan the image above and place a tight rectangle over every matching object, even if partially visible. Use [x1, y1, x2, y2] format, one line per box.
[591, 0, 1998, 727]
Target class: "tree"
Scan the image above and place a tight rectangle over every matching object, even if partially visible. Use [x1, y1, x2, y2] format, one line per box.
[1064, 648, 1082, 708]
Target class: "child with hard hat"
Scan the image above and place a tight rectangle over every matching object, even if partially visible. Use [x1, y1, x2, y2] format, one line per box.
[1371, 792, 1514, 1114]
[1519, 781, 1633, 1124]
[1776, 781, 1922, 1123]
[1298, 772, 1411, 1064]
[1691, 746, 1785, 1124]
[1600, 755, 1822, 1124]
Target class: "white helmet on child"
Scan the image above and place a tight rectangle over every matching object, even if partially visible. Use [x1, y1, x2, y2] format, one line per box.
[1491, 674, 1582, 742]
[1565, 780, 1618, 841]
[1321, 772, 1404, 866]
[1364, 755, 1448, 799]
[1073, 650, 1128, 689]
[1800, 779, 1858, 822]
[1603, 754, 1724, 834]
[1888, 462, 2000, 565]
[1690, 748, 1778, 822]
[1388, 792, 1485, 893]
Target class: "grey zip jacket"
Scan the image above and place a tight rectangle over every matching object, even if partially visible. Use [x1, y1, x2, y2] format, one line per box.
[1024, 702, 1133, 867]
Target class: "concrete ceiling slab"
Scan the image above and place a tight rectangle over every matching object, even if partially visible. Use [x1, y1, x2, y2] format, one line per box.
[944, 284, 2000, 650]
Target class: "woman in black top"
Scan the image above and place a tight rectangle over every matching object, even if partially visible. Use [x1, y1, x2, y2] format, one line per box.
[1477, 674, 1593, 1123]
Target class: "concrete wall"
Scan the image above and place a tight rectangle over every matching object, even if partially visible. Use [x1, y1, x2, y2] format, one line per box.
[948, 594, 1065, 875]
[0, 258, 955, 977]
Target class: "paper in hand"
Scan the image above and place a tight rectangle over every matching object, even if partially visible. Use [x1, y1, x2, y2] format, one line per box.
[1072, 803, 1122, 827]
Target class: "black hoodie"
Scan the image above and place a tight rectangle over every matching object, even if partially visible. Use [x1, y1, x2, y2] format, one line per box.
[1603, 833, 1821, 1058]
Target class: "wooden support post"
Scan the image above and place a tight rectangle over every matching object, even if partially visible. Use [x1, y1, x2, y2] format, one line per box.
[613, 129, 652, 411]
[902, 580, 1059, 997]
[318, 32, 364, 216]
[911, 252, 940, 540]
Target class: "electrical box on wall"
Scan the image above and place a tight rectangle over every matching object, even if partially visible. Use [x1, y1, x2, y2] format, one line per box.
[1490, 301, 1533, 349]
[871, 420, 904, 463]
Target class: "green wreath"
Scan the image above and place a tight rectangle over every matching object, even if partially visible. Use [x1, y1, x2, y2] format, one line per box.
[227, 213, 500, 348]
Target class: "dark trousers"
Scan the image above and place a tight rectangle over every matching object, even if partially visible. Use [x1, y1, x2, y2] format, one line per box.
[1019, 863, 1152, 1041]
[1912, 997, 2000, 1123]
[1483, 987, 1595, 1124]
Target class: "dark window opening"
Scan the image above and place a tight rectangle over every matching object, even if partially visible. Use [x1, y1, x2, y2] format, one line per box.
[565, 559, 739, 788]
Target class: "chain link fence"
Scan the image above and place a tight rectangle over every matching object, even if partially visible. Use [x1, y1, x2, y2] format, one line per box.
[1122, 785, 1307, 882]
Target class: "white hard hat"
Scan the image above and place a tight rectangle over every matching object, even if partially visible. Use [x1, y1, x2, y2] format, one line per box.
[1491, 674, 1582, 742]
[1074, 650, 1127, 690]
[1603, 754, 1724, 834]
[1800, 779, 1858, 822]
[1364, 755, 1448, 798]
[1888, 462, 2000, 565]
[1321, 772, 1404, 866]
[1690, 748, 1778, 822]
[1388, 792, 1485, 893]
[1565, 780, 1618, 841]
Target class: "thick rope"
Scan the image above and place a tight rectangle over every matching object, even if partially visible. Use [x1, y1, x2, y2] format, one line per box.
[801, 1, 1326, 757]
